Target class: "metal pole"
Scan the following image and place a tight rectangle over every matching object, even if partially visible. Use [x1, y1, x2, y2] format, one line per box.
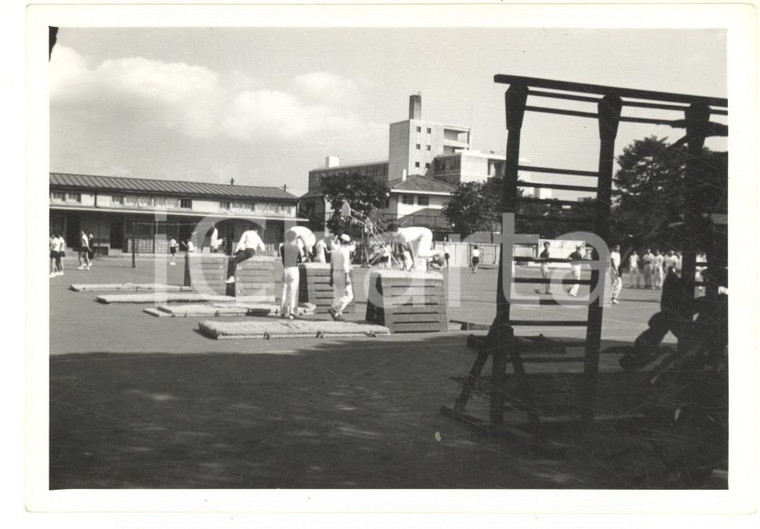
[132, 219, 136, 268]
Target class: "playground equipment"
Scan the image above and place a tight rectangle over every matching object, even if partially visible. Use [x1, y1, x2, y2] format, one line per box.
[337, 202, 404, 269]
[365, 270, 448, 333]
[298, 263, 355, 315]
[441, 75, 728, 452]
[184, 253, 276, 303]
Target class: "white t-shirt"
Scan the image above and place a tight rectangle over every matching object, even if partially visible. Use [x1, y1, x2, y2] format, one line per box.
[236, 230, 265, 253]
[314, 239, 326, 261]
[397, 227, 433, 247]
[472, 248, 481, 258]
[332, 245, 353, 272]
[610, 251, 621, 272]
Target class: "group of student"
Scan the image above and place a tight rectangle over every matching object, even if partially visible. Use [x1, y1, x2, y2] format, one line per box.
[49, 230, 96, 278]
[625, 248, 694, 290]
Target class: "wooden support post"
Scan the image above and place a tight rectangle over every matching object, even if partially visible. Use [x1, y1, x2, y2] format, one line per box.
[680, 103, 711, 354]
[492, 83, 541, 429]
[582, 93, 622, 423]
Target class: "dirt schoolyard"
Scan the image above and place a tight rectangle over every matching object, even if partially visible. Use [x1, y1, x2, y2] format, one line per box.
[48, 255, 723, 490]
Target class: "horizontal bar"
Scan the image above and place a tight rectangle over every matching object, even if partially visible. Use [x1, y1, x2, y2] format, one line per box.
[623, 98, 729, 116]
[509, 299, 591, 307]
[494, 74, 728, 107]
[514, 256, 598, 263]
[519, 197, 595, 207]
[513, 278, 593, 285]
[515, 214, 595, 223]
[518, 165, 599, 178]
[695, 262, 709, 267]
[525, 105, 598, 119]
[509, 320, 588, 327]
[620, 115, 679, 126]
[516, 181, 599, 193]
[528, 89, 600, 104]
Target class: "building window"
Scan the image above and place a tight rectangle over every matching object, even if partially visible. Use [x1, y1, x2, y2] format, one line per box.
[416, 126, 421, 133]
[414, 162, 420, 168]
[402, 194, 414, 205]
[427, 127, 432, 134]
[66, 193, 82, 203]
[111, 194, 124, 205]
[166, 197, 179, 208]
[220, 201, 231, 210]
[180, 198, 192, 209]
[426, 145, 431, 151]
[154, 196, 166, 208]
[50, 191, 65, 202]
[415, 144, 421, 150]
[137, 195, 153, 207]
[418, 195, 429, 206]
[425, 163, 430, 170]
[124, 195, 138, 206]
[231, 200, 252, 211]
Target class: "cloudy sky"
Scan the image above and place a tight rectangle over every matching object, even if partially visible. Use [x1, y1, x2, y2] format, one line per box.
[49, 26, 727, 196]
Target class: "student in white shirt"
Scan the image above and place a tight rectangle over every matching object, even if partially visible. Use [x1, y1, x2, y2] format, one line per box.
[225, 228, 266, 283]
[169, 237, 178, 265]
[471, 245, 481, 274]
[313, 238, 327, 263]
[280, 230, 303, 319]
[328, 234, 354, 320]
[209, 227, 224, 253]
[610, 244, 622, 304]
[78, 230, 91, 270]
[567, 245, 585, 296]
[652, 249, 665, 290]
[384, 224, 438, 272]
[627, 250, 641, 288]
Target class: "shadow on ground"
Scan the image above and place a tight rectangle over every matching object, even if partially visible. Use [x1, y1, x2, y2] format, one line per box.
[50, 334, 726, 490]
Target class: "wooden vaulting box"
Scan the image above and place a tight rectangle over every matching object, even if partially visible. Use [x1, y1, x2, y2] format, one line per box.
[365, 270, 448, 333]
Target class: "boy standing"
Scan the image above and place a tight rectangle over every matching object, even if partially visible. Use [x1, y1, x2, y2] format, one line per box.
[328, 234, 354, 321]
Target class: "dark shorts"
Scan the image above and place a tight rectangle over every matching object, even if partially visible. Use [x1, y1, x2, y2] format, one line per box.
[50, 251, 58, 259]
[444, 253, 450, 259]
[471, 256, 480, 265]
[170, 248, 177, 255]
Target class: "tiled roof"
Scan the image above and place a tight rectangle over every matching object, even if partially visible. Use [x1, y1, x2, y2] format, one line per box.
[50, 172, 298, 201]
[395, 207, 452, 230]
[388, 175, 456, 194]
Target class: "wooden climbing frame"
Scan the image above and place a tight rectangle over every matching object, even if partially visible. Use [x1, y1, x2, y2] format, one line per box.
[442, 74, 728, 451]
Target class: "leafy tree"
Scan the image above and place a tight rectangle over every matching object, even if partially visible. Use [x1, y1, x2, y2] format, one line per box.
[320, 171, 390, 239]
[443, 181, 499, 238]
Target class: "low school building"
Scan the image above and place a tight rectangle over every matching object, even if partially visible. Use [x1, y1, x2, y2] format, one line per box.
[49, 172, 302, 255]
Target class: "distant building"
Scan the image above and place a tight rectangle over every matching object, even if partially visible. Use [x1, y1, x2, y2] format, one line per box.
[299, 93, 548, 237]
[49, 172, 301, 255]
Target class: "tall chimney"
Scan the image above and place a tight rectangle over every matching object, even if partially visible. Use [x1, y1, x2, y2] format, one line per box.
[401, 169, 407, 182]
[325, 155, 340, 168]
[409, 92, 421, 120]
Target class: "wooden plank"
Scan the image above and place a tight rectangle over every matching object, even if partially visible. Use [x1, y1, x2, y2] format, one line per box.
[390, 321, 448, 333]
[386, 313, 446, 324]
[509, 320, 588, 327]
[381, 304, 444, 314]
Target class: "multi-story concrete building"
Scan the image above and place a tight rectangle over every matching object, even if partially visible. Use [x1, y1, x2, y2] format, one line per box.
[299, 93, 548, 236]
[49, 172, 301, 255]
[388, 93, 472, 181]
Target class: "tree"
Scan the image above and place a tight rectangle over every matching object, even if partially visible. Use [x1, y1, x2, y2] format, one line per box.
[612, 135, 703, 246]
[320, 171, 390, 239]
[443, 181, 499, 238]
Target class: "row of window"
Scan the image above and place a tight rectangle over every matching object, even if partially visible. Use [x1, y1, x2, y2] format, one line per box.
[400, 194, 430, 206]
[434, 157, 461, 172]
[415, 126, 433, 134]
[219, 201, 294, 215]
[50, 192, 81, 203]
[52, 192, 294, 215]
[111, 195, 193, 209]
[414, 162, 431, 170]
[415, 144, 432, 151]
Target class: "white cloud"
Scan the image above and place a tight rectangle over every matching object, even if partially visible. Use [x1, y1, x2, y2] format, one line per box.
[50, 47, 373, 145]
[292, 71, 361, 105]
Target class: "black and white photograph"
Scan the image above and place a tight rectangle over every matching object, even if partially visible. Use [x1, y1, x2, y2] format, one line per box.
[19, 1, 758, 524]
